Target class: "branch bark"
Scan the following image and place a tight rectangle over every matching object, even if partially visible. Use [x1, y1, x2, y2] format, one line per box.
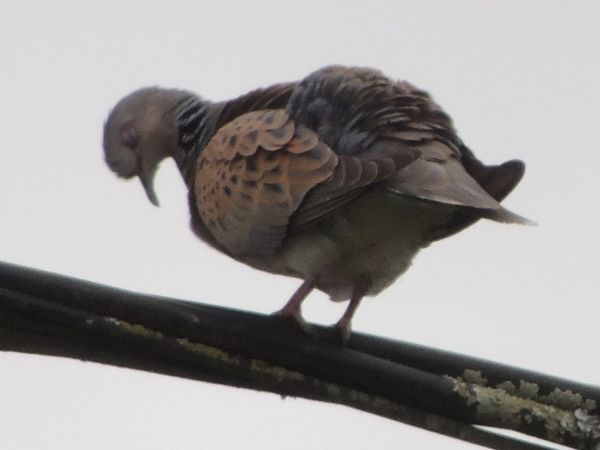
[0, 260, 598, 449]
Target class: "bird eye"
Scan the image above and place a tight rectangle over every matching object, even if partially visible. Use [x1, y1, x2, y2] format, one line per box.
[120, 121, 139, 148]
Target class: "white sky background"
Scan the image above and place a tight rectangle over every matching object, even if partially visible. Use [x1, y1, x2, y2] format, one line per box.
[1, 1, 599, 449]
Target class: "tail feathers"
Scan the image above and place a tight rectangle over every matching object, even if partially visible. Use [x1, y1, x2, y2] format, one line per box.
[387, 157, 515, 212]
[472, 159, 525, 203]
[480, 205, 536, 226]
[387, 153, 535, 235]
[468, 158, 535, 225]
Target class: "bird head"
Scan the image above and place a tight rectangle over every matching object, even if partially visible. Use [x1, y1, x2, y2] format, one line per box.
[103, 87, 187, 206]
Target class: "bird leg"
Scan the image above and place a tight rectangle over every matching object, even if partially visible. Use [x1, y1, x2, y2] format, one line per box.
[334, 275, 372, 344]
[274, 277, 318, 333]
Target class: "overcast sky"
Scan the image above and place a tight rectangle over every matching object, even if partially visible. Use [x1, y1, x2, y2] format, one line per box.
[1, 1, 599, 449]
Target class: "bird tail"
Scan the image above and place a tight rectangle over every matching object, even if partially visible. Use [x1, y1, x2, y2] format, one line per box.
[480, 206, 536, 226]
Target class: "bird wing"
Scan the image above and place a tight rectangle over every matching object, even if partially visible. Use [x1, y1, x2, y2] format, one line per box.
[194, 109, 338, 257]
[286, 65, 530, 228]
[195, 67, 531, 256]
[194, 108, 420, 257]
[289, 148, 419, 228]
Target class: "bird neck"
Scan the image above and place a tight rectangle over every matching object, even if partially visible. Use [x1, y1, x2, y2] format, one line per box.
[167, 93, 219, 184]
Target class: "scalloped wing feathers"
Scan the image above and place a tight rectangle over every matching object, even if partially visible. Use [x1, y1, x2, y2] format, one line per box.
[194, 110, 338, 256]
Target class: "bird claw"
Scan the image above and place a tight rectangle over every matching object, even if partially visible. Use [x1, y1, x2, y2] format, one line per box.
[332, 319, 352, 346]
[272, 309, 318, 337]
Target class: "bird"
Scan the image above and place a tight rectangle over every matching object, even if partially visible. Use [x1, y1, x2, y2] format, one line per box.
[103, 65, 532, 342]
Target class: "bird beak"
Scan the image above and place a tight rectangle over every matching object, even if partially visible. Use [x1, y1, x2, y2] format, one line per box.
[139, 170, 160, 207]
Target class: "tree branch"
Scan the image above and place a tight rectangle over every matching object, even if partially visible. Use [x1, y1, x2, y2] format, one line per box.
[0, 260, 598, 449]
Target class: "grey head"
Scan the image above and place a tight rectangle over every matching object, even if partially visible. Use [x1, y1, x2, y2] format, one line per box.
[103, 87, 195, 205]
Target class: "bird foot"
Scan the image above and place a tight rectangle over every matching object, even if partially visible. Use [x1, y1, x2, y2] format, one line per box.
[332, 318, 352, 346]
[272, 309, 317, 337]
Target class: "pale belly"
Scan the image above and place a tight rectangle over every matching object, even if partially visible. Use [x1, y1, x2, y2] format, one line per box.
[249, 189, 459, 301]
